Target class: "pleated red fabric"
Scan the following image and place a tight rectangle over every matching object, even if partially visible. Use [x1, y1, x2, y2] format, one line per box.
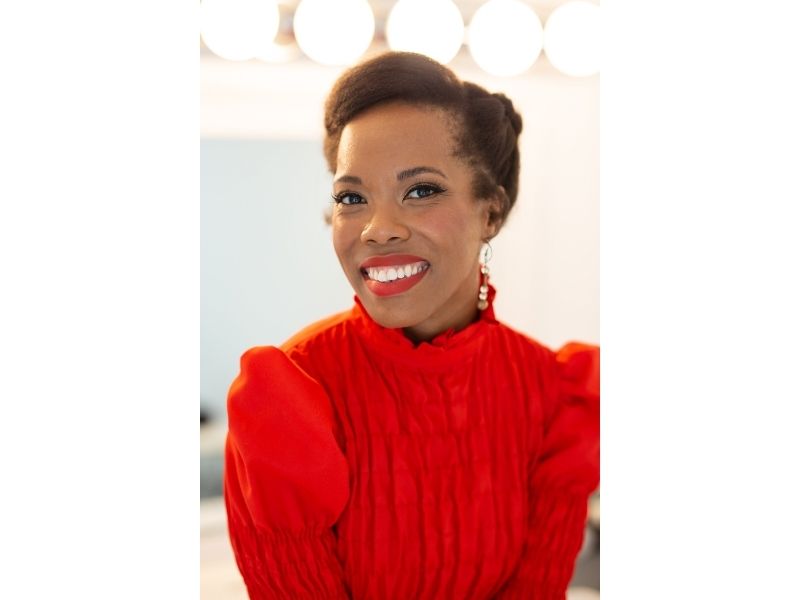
[224, 285, 600, 600]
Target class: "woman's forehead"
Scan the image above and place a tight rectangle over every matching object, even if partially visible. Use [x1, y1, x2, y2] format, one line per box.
[336, 104, 460, 172]
[347, 103, 452, 137]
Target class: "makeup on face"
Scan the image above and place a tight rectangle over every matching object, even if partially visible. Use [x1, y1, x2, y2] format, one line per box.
[359, 254, 430, 297]
[331, 103, 492, 338]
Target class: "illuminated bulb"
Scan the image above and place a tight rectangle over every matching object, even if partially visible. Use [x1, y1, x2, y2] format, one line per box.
[544, 1, 600, 77]
[386, 0, 464, 64]
[200, 0, 280, 61]
[468, 0, 543, 77]
[293, 0, 375, 66]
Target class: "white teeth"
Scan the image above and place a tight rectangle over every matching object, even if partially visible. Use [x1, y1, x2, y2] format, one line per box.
[363, 261, 429, 282]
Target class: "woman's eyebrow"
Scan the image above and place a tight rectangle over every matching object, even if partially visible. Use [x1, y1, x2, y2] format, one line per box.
[334, 167, 447, 185]
[397, 166, 447, 181]
[334, 174, 362, 185]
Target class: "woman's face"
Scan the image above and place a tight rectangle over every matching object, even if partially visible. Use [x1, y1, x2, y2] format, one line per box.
[331, 102, 498, 342]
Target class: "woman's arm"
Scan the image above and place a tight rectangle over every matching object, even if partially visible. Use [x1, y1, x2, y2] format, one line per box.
[224, 346, 351, 599]
[495, 344, 600, 600]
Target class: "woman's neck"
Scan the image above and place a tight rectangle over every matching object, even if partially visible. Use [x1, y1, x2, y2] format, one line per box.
[401, 275, 481, 345]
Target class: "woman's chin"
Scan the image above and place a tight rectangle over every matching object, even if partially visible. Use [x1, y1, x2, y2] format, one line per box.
[358, 295, 423, 330]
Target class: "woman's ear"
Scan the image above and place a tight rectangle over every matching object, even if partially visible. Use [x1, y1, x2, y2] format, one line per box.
[483, 186, 508, 240]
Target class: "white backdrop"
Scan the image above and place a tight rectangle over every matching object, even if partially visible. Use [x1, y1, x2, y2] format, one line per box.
[201, 54, 598, 419]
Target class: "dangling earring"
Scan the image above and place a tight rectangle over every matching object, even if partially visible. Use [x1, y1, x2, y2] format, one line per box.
[477, 241, 492, 310]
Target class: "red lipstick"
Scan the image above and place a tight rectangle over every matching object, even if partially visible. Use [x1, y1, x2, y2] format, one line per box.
[360, 254, 428, 269]
[359, 254, 430, 297]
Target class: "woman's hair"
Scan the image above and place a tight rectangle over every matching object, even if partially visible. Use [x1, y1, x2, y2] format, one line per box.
[323, 51, 523, 233]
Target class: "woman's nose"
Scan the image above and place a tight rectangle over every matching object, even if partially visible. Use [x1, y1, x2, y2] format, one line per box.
[360, 202, 410, 245]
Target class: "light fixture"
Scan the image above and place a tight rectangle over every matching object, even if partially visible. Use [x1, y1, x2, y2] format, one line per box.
[467, 0, 543, 77]
[544, 1, 600, 77]
[200, 0, 280, 62]
[293, 0, 375, 66]
[386, 0, 464, 65]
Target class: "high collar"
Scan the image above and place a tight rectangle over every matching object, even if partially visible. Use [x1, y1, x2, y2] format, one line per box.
[349, 283, 499, 370]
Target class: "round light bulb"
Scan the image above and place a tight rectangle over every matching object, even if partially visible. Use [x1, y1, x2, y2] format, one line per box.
[468, 0, 543, 77]
[293, 0, 375, 66]
[200, 0, 280, 61]
[386, 0, 464, 64]
[544, 1, 600, 77]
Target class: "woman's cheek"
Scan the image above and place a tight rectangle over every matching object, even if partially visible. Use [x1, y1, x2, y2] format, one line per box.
[331, 219, 355, 253]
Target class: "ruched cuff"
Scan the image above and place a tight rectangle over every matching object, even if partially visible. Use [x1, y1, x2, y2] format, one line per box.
[226, 510, 350, 599]
[224, 346, 351, 598]
[493, 490, 589, 600]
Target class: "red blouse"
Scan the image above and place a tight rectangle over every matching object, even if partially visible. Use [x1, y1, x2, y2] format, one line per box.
[224, 286, 599, 599]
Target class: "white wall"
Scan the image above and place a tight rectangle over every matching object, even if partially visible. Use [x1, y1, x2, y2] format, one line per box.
[201, 138, 352, 417]
[201, 54, 598, 419]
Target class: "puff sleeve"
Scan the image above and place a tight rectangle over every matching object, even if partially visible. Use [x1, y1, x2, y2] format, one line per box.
[223, 346, 351, 599]
[495, 343, 600, 600]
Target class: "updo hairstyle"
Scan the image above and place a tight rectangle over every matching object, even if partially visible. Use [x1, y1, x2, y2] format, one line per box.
[323, 52, 523, 234]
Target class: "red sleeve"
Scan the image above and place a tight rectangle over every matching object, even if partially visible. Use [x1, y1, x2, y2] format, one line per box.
[223, 346, 351, 599]
[495, 343, 600, 600]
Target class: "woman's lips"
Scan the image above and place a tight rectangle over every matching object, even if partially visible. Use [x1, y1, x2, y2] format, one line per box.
[363, 267, 429, 296]
[359, 254, 430, 297]
[360, 254, 428, 269]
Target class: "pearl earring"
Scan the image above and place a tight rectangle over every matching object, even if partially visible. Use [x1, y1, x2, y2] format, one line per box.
[477, 242, 492, 310]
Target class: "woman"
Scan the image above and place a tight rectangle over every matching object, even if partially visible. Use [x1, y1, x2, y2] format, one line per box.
[224, 52, 599, 599]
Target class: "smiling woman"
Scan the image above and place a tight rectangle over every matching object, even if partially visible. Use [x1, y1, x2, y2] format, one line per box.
[223, 52, 599, 600]
[332, 102, 501, 342]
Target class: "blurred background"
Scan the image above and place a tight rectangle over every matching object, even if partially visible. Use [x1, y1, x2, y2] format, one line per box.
[200, 1, 599, 598]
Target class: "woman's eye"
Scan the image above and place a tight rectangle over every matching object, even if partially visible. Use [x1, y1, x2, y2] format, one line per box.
[406, 184, 443, 200]
[333, 192, 365, 206]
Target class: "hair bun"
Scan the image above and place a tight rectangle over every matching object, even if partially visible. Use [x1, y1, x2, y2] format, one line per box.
[492, 93, 523, 136]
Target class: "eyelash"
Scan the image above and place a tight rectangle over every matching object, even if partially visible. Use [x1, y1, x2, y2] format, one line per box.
[406, 183, 445, 199]
[331, 191, 365, 206]
[332, 183, 446, 205]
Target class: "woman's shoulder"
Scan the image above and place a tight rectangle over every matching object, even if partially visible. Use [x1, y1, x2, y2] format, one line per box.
[494, 320, 597, 356]
[492, 321, 598, 392]
[235, 308, 357, 377]
[274, 307, 366, 379]
[492, 319, 557, 362]
[279, 308, 356, 353]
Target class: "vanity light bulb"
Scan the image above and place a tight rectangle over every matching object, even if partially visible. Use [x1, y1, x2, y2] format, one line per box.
[200, 0, 280, 61]
[294, 0, 375, 66]
[544, 1, 601, 77]
[467, 0, 544, 77]
[386, 0, 465, 65]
